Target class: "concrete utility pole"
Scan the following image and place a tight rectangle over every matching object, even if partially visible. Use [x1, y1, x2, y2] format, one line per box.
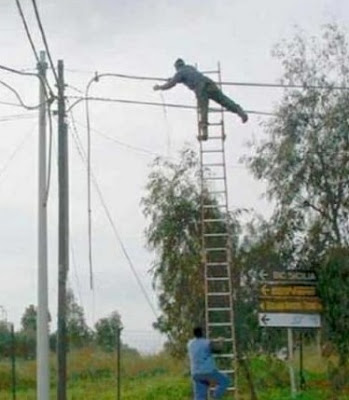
[57, 59, 69, 400]
[37, 50, 50, 400]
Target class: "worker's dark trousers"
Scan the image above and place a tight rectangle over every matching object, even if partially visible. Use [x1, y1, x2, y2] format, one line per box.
[195, 81, 244, 126]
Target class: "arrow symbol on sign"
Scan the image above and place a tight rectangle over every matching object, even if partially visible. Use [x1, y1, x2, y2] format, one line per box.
[260, 314, 270, 325]
[259, 270, 268, 281]
[261, 284, 271, 296]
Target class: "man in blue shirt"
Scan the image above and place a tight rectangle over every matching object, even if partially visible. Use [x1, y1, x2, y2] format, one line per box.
[187, 326, 230, 400]
[153, 58, 248, 140]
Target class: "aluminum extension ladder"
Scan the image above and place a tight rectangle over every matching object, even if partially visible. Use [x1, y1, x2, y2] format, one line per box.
[198, 64, 238, 398]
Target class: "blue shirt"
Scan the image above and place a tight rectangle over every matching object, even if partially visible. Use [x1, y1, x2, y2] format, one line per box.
[187, 337, 216, 375]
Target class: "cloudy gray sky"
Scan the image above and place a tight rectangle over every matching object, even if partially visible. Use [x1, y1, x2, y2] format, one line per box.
[0, 0, 348, 352]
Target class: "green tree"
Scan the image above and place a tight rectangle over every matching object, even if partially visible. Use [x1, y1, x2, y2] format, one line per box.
[0, 321, 11, 358]
[19, 304, 37, 359]
[142, 148, 241, 356]
[66, 288, 92, 348]
[142, 149, 204, 356]
[248, 24, 349, 260]
[247, 24, 349, 369]
[94, 311, 122, 352]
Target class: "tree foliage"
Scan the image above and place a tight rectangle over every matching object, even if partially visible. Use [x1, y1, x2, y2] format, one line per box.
[142, 149, 204, 356]
[248, 24, 349, 260]
[247, 24, 349, 366]
[94, 311, 122, 352]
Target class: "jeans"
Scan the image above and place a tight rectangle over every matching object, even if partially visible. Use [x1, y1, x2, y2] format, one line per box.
[192, 370, 230, 400]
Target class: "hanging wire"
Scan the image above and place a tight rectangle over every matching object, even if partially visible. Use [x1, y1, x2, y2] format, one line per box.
[31, 0, 59, 85]
[15, 0, 40, 63]
[44, 101, 54, 204]
[67, 95, 275, 116]
[159, 91, 172, 157]
[0, 78, 47, 110]
[69, 112, 159, 319]
[63, 70, 349, 91]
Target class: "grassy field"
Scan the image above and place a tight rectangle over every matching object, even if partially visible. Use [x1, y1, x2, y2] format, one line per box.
[0, 346, 348, 399]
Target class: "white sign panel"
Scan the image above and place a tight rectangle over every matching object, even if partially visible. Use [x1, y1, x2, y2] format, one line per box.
[258, 312, 321, 328]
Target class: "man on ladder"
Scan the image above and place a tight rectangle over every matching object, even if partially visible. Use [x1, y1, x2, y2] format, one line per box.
[153, 58, 248, 140]
[187, 326, 230, 399]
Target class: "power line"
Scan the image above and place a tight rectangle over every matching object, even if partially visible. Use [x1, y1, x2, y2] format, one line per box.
[67, 95, 275, 116]
[0, 78, 47, 110]
[0, 113, 36, 122]
[68, 70, 349, 91]
[69, 117, 158, 319]
[0, 128, 35, 184]
[14, 2, 55, 98]
[0, 64, 55, 102]
[31, 0, 59, 84]
[15, 0, 40, 63]
[72, 119, 165, 158]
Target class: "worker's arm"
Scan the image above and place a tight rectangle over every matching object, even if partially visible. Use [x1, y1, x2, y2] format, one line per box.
[153, 72, 182, 91]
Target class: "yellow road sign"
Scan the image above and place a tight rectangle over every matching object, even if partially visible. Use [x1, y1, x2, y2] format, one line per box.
[259, 284, 317, 297]
[259, 297, 322, 312]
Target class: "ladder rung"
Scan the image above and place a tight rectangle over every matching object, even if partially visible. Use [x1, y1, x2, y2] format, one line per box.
[206, 262, 228, 266]
[201, 69, 219, 74]
[215, 353, 235, 358]
[206, 247, 227, 251]
[207, 293, 230, 297]
[207, 277, 229, 281]
[210, 337, 233, 341]
[203, 204, 227, 208]
[202, 176, 225, 180]
[201, 149, 223, 153]
[203, 163, 224, 167]
[208, 307, 231, 311]
[208, 122, 223, 126]
[204, 233, 228, 237]
[206, 190, 226, 194]
[206, 136, 225, 140]
[208, 322, 232, 326]
[203, 218, 226, 222]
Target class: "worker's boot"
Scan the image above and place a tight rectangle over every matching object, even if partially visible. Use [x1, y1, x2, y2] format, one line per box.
[236, 107, 248, 123]
[198, 121, 208, 141]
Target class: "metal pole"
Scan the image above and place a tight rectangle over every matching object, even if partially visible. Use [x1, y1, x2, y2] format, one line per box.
[10, 323, 16, 400]
[116, 328, 122, 400]
[57, 59, 69, 400]
[299, 332, 305, 390]
[287, 328, 296, 397]
[37, 50, 50, 400]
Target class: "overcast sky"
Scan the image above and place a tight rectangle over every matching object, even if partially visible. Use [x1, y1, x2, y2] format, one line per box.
[0, 0, 348, 353]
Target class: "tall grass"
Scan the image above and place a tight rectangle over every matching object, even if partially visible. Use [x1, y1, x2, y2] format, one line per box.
[0, 346, 348, 399]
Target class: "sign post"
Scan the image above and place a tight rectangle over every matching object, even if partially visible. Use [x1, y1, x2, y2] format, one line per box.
[258, 269, 322, 396]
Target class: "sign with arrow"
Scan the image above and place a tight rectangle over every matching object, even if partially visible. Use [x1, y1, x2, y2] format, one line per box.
[258, 312, 321, 328]
[259, 269, 317, 282]
[259, 284, 317, 297]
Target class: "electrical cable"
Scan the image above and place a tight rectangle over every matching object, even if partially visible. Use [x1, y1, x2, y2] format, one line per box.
[67, 70, 349, 91]
[14, 1, 55, 98]
[67, 95, 275, 116]
[15, 0, 40, 63]
[0, 128, 36, 184]
[73, 119, 166, 158]
[0, 113, 36, 122]
[31, 0, 59, 84]
[85, 79, 95, 291]
[44, 101, 54, 204]
[0, 78, 46, 110]
[69, 116, 158, 319]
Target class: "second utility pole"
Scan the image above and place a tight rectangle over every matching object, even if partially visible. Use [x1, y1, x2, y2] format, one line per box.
[57, 59, 69, 400]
